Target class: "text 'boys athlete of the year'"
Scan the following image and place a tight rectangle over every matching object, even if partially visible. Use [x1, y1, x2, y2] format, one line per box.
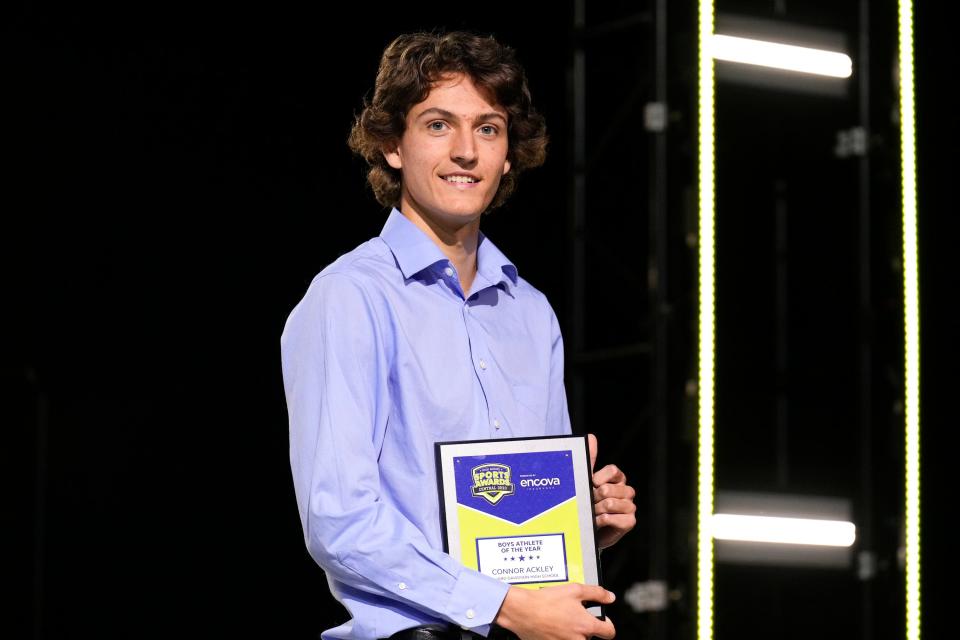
[281, 31, 636, 640]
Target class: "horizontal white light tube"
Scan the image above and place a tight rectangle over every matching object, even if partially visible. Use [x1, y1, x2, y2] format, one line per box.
[710, 513, 856, 547]
[708, 34, 853, 78]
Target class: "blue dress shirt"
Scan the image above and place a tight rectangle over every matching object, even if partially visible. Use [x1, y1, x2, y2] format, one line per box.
[281, 209, 571, 640]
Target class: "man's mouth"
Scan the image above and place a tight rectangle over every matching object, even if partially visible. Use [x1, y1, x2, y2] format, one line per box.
[441, 174, 480, 184]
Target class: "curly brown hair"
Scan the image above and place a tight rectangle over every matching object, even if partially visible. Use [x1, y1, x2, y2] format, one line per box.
[348, 31, 548, 211]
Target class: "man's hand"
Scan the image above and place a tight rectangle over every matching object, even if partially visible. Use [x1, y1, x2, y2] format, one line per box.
[494, 583, 616, 640]
[588, 433, 636, 549]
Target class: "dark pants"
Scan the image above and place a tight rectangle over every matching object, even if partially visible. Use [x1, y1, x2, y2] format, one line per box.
[385, 624, 520, 640]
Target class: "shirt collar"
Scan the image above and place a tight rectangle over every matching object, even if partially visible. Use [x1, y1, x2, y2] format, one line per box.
[380, 208, 449, 279]
[380, 208, 519, 289]
[476, 231, 519, 291]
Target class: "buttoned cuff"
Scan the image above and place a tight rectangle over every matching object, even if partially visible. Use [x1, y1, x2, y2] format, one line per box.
[444, 567, 510, 633]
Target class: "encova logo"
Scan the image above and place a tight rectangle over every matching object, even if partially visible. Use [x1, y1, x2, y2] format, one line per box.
[520, 477, 561, 488]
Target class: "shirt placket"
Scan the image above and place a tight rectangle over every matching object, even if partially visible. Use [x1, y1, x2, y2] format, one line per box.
[440, 261, 507, 439]
[462, 301, 508, 437]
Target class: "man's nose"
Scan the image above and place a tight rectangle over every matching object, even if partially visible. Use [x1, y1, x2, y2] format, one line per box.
[450, 129, 478, 164]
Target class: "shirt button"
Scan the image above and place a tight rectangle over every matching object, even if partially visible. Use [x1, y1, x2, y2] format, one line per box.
[478, 359, 487, 370]
[398, 582, 407, 590]
[444, 267, 454, 277]
[466, 609, 476, 619]
[493, 419, 501, 430]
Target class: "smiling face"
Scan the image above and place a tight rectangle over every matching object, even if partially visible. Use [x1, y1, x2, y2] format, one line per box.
[383, 73, 511, 235]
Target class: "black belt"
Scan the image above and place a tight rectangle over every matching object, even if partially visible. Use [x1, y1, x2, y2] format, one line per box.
[386, 624, 519, 640]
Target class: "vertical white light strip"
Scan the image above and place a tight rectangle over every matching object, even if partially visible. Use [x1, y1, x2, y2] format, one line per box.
[697, 1, 716, 639]
[897, 1, 921, 639]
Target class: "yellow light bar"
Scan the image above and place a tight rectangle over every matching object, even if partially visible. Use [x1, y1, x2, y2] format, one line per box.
[697, 1, 716, 640]
[897, 1, 921, 639]
[708, 34, 853, 78]
[710, 514, 856, 547]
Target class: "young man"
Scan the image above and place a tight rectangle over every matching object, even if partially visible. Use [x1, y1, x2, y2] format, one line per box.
[281, 31, 636, 640]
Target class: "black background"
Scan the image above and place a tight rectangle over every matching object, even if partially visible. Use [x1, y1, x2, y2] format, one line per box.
[3, 1, 955, 638]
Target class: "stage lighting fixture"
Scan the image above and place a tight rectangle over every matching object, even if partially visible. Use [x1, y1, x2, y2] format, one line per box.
[708, 35, 852, 78]
[711, 15, 851, 95]
[712, 492, 855, 568]
[710, 514, 856, 547]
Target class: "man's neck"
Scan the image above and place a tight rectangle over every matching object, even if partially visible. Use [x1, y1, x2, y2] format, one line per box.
[398, 205, 481, 295]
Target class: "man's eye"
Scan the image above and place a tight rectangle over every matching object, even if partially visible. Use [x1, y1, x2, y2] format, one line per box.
[479, 125, 498, 135]
[428, 121, 446, 131]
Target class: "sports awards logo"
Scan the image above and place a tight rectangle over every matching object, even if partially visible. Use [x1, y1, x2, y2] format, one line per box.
[470, 463, 515, 505]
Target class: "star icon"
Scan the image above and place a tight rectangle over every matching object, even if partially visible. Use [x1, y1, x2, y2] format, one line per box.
[519, 555, 526, 561]
[510, 557, 516, 561]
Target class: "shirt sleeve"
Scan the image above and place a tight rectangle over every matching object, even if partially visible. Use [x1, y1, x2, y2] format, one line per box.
[281, 273, 509, 633]
[545, 302, 573, 436]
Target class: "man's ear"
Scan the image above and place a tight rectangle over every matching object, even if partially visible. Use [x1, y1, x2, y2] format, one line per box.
[383, 143, 402, 170]
[502, 158, 511, 175]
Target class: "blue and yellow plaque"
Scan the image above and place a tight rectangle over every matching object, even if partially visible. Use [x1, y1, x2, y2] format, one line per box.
[436, 436, 602, 614]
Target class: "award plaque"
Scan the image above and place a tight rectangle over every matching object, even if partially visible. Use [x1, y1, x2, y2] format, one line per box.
[435, 435, 603, 616]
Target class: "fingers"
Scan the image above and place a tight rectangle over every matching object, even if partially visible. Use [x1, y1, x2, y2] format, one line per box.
[593, 496, 638, 517]
[584, 441, 635, 554]
[570, 589, 616, 640]
[587, 433, 598, 472]
[592, 482, 635, 504]
[507, 583, 617, 640]
[577, 583, 616, 605]
[595, 512, 637, 530]
[593, 615, 616, 640]
[592, 463, 626, 487]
